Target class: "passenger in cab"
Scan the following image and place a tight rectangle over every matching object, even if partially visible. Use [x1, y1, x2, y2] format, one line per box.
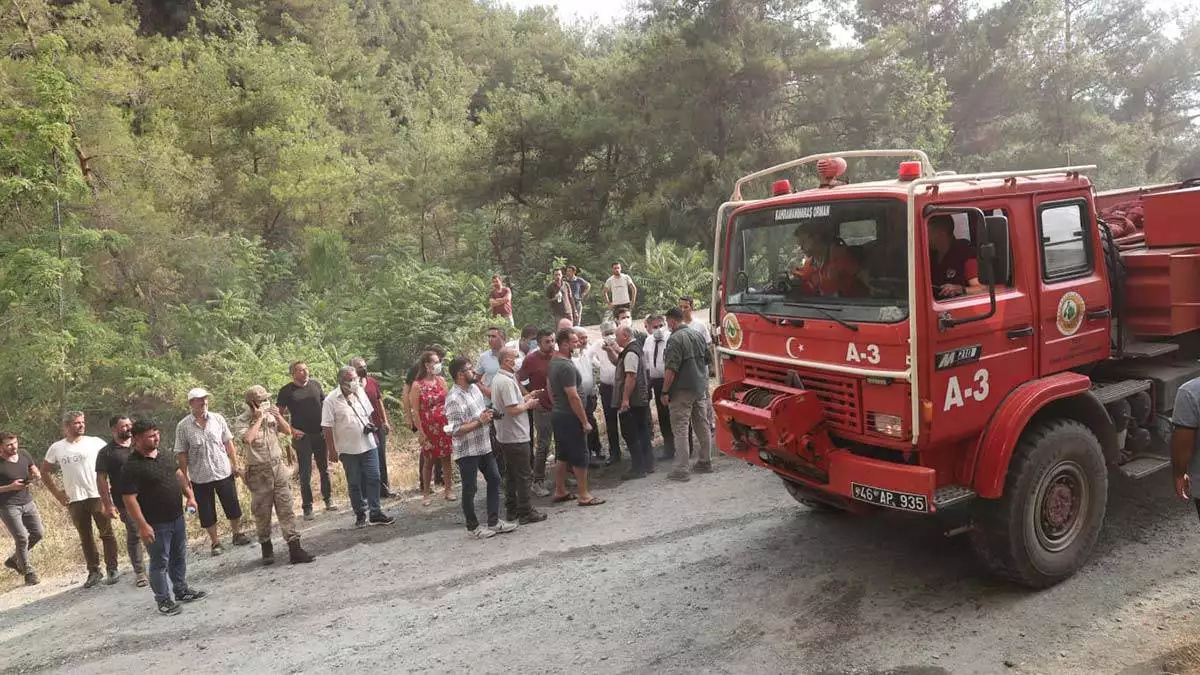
[789, 223, 868, 298]
[928, 215, 984, 299]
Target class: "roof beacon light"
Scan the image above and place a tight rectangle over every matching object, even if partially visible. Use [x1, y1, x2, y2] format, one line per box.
[816, 157, 847, 188]
[771, 179, 792, 196]
[898, 160, 923, 181]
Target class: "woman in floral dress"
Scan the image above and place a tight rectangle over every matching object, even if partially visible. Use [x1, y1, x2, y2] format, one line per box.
[407, 350, 456, 506]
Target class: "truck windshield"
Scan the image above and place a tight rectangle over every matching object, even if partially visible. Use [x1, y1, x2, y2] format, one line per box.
[724, 198, 908, 323]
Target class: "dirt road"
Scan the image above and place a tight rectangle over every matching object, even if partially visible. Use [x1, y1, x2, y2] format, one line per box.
[2, 455, 1199, 674]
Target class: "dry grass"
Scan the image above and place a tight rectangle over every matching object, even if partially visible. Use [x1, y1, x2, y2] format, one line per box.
[0, 435, 423, 594]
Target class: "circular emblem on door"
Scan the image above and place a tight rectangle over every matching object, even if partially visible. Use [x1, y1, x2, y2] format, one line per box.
[1056, 292, 1085, 336]
[723, 312, 743, 350]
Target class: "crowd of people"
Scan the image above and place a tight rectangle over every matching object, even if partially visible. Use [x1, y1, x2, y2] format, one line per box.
[0, 263, 717, 619]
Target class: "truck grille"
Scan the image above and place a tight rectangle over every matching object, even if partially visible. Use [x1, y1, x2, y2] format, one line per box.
[743, 361, 863, 434]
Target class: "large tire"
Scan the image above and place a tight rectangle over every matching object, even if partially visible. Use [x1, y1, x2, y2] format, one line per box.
[969, 419, 1108, 588]
[782, 477, 844, 513]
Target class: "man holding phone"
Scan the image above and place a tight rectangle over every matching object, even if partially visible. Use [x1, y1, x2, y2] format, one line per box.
[490, 346, 548, 525]
[0, 432, 42, 586]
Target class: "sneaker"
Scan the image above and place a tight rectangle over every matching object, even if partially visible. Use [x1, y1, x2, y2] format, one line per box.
[135, 571, 148, 588]
[83, 570, 103, 588]
[157, 599, 182, 616]
[231, 532, 253, 546]
[491, 520, 519, 534]
[518, 510, 548, 525]
[531, 484, 552, 498]
[467, 526, 496, 539]
[691, 461, 714, 474]
[354, 513, 368, 529]
[325, 501, 339, 512]
[104, 569, 120, 585]
[176, 589, 207, 603]
[303, 509, 314, 521]
[380, 487, 395, 499]
[3, 557, 17, 573]
[210, 543, 225, 557]
[667, 469, 691, 482]
[24, 571, 39, 586]
[369, 512, 395, 525]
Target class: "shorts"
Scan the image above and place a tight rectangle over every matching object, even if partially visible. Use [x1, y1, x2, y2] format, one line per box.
[192, 475, 243, 529]
[551, 412, 589, 469]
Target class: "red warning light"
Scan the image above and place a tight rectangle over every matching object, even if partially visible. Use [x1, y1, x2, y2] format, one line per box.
[771, 179, 792, 196]
[898, 161, 922, 181]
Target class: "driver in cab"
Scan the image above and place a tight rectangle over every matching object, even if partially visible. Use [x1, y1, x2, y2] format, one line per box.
[928, 214, 985, 299]
[789, 222, 868, 298]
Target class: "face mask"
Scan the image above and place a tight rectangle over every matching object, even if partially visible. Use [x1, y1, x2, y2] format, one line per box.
[116, 430, 132, 441]
[355, 368, 368, 379]
[341, 380, 360, 394]
[432, 363, 443, 375]
[653, 328, 665, 340]
[618, 318, 632, 328]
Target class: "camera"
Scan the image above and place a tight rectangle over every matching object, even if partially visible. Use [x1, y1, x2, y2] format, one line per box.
[485, 405, 503, 420]
[362, 423, 379, 436]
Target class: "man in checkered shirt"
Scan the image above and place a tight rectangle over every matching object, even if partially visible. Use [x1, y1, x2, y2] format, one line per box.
[444, 356, 519, 540]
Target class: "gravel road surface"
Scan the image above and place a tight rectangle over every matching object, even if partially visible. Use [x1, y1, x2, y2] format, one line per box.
[1, 454, 1199, 674]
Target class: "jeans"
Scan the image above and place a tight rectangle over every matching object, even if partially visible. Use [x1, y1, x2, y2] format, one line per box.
[68, 498, 118, 572]
[340, 449, 383, 517]
[116, 507, 145, 574]
[668, 390, 713, 472]
[147, 515, 189, 604]
[650, 378, 677, 457]
[584, 394, 603, 457]
[532, 409, 554, 483]
[457, 452, 502, 531]
[295, 433, 331, 511]
[376, 426, 391, 492]
[0, 501, 44, 574]
[598, 383, 622, 460]
[496, 441, 533, 519]
[620, 406, 654, 475]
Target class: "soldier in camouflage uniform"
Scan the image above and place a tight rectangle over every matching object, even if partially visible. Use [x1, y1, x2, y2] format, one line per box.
[233, 386, 315, 566]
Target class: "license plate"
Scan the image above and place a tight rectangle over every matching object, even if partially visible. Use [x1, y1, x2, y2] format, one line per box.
[851, 483, 929, 512]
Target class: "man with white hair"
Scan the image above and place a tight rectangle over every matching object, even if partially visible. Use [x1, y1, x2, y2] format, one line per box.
[322, 365, 394, 529]
[572, 327, 603, 464]
[592, 321, 623, 465]
[175, 389, 250, 556]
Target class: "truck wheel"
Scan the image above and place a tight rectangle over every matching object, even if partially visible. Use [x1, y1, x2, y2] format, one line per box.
[782, 477, 843, 513]
[969, 419, 1108, 588]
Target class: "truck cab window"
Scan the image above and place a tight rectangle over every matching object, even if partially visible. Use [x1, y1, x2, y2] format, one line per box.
[927, 214, 984, 300]
[1039, 201, 1091, 280]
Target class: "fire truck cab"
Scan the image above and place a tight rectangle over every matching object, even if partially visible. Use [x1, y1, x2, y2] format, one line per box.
[711, 149, 1200, 587]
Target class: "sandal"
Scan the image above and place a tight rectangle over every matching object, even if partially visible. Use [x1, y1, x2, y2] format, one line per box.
[551, 493, 577, 503]
[422, 497, 433, 507]
[444, 492, 457, 502]
[577, 497, 606, 507]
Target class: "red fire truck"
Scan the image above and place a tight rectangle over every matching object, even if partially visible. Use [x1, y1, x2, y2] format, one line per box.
[710, 149, 1200, 587]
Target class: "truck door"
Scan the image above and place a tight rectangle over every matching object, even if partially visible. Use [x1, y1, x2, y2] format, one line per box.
[1033, 197, 1111, 374]
[925, 205, 1037, 444]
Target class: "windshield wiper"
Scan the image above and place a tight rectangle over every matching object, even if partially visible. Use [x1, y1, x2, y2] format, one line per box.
[784, 302, 859, 332]
[728, 296, 780, 324]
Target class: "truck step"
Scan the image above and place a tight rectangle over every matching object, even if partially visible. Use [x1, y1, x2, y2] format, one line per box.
[934, 485, 976, 509]
[1091, 379, 1152, 404]
[1118, 454, 1171, 479]
[1120, 341, 1180, 358]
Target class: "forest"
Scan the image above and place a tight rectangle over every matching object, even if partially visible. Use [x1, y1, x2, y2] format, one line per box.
[1, 0, 1198, 449]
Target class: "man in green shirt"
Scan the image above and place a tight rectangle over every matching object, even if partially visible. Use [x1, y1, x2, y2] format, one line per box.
[661, 307, 713, 481]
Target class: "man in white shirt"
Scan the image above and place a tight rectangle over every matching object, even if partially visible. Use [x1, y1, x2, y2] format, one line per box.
[175, 388, 250, 556]
[41, 411, 117, 588]
[322, 365, 394, 529]
[642, 315, 678, 460]
[603, 262, 638, 314]
[572, 328, 603, 464]
[591, 321, 622, 465]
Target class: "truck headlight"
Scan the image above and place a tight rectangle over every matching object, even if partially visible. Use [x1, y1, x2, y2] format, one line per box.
[869, 412, 904, 438]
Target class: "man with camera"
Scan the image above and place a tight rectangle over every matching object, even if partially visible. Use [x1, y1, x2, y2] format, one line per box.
[321, 366, 394, 529]
[234, 385, 315, 566]
[444, 356, 519, 539]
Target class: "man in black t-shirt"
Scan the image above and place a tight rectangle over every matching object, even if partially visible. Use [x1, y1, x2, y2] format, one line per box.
[277, 360, 335, 519]
[96, 415, 147, 587]
[0, 432, 43, 586]
[122, 420, 206, 616]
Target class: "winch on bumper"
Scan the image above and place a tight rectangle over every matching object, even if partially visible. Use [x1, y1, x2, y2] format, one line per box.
[713, 378, 940, 514]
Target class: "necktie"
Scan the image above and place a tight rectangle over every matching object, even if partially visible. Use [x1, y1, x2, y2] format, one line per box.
[654, 339, 662, 369]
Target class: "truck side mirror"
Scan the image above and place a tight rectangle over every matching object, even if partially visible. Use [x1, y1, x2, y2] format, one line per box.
[978, 215, 1010, 285]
